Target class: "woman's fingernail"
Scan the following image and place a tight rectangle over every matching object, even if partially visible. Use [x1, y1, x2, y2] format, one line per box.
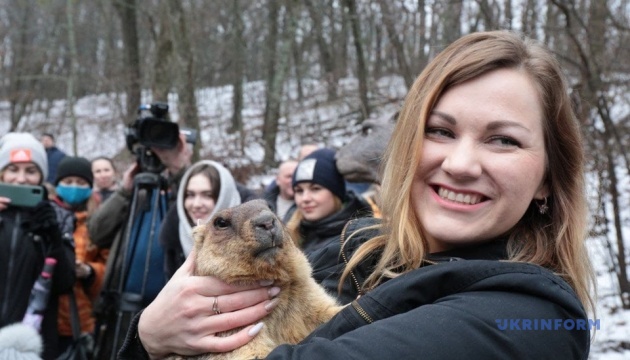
[268, 286, 281, 298]
[264, 298, 280, 312]
[259, 280, 274, 286]
[248, 322, 264, 337]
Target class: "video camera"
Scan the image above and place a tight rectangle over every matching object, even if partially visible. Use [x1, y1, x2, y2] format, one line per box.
[125, 102, 197, 173]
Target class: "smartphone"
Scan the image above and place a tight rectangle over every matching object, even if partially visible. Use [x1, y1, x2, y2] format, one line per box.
[0, 183, 45, 208]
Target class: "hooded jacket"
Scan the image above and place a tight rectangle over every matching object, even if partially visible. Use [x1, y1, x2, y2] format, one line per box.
[160, 160, 242, 278]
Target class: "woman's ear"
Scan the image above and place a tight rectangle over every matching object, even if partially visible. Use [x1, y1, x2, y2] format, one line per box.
[533, 181, 550, 201]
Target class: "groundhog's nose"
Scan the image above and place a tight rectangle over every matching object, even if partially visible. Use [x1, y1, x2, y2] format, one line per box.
[252, 211, 283, 247]
[253, 212, 275, 231]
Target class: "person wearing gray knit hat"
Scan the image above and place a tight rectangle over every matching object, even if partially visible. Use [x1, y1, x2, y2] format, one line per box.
[292, 148, 346, 202]
[287, 147, 373, 253]
[0, 132, 48, 184]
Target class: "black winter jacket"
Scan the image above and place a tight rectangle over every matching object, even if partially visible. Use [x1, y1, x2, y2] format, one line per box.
[299, 191, 372, 255]
[118, 218, 590, 359]
[0, 204, 75, 360]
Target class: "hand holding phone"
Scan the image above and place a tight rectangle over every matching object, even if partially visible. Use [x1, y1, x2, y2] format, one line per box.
[0, 183, 46, 208]
[0, 196, 10, 211]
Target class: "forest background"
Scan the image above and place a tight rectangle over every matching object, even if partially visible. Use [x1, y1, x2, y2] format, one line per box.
[0, 0, 629, 357]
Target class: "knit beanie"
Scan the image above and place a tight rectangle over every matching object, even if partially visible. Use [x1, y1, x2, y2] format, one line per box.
[55, 156, 94, 187]
[293, 148, 346, 201]
[0, 133, 48, 181]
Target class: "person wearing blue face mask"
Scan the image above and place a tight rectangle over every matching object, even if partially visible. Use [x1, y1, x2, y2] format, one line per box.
[52, 156, 109, 356]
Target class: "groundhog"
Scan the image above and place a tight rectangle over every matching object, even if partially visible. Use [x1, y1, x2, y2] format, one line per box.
[168, 199, 343, 360]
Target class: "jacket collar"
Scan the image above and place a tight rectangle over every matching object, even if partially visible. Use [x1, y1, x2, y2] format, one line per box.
[427, 238, 508, 263]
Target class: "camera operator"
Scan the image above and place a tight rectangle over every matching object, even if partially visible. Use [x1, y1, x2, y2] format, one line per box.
[88, 111, 259, 359]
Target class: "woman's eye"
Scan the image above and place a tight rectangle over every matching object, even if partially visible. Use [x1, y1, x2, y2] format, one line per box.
[489, 136, 520, 147]
[213, 217, 230, 229]
[425, 127, 453, 138]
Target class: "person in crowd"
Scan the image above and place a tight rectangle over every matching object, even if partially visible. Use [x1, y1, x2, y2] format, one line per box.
[40, 133, 66, 185]
[52, 156, 109, 356]
[160, 160, 243, 279]
[0, 133, 75, 360]
[91, 156, 119, 203]
[88, 135, 258, 359]
[119, 30, 595, 359]
[285, 148, 372, 255]
[263, 159, 298, 222]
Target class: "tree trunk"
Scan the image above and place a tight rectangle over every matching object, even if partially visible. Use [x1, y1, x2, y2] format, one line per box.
[168, 0, 201, 161]
[152, 2, 173, 103]
[442, 0, 462, 45]
[113, 0, 141, 125]
[66, 0, 79, 155]
[304, 0, 337, 100]
[262, 0, 294, 168]
[378, 0, 414, 90]
[343, 0, 370, 120]
[228, 0, 245, 144]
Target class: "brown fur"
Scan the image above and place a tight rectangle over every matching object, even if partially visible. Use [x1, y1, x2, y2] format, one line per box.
[168, 199, 342, 360]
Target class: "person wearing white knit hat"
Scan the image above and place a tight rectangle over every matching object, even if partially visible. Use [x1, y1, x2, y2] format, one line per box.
[0, 132, 76, 359]
[0, 132, 48, 187]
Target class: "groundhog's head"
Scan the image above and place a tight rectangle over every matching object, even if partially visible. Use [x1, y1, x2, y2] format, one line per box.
[192, 199, 305, 285]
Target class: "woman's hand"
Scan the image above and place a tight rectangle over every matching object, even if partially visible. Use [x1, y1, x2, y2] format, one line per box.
[0, 196, 9, 211]
[138, 250, 281, 359]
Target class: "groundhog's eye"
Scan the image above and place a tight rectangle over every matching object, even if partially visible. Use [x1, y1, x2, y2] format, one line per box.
[213, 217, 230, 229]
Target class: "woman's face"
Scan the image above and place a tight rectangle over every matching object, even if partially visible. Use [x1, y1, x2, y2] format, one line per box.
[1, 163, 43, 185]
[92, 159, 116, 189]
[411, 68, 549, 252]
[184, 173, 216, 224]
[294, 182, 338, 221]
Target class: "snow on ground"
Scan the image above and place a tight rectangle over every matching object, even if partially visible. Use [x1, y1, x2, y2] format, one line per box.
[1, 76, 629, 358]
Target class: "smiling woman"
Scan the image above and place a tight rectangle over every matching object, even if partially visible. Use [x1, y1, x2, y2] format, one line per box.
[120, 30, 595, 360]
[159, 160, 242, 279]
[414, 68, 549, 252]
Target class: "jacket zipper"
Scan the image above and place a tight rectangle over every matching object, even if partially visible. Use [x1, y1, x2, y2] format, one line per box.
[351, 300, 373, 324]
[339, 220, 363, 296]
[1, 212, 20, 319]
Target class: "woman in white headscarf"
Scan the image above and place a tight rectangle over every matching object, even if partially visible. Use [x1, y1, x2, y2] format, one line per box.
[160, 160, 242, 278]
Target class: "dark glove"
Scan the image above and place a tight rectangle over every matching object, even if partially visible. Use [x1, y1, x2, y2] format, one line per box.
[23, 200, 63, 246]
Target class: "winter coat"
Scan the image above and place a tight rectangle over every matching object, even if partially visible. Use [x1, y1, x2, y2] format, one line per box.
[297, 190, 373, 255]
[160, 160, 244, 279]
[45, 146, 66, 184]
[0, 203, 75, 360]
[57, 205, 109, 336]
[118, 216, 591, 359]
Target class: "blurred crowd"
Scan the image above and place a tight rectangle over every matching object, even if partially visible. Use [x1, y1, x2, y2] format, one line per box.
[0, 131, 377, 359]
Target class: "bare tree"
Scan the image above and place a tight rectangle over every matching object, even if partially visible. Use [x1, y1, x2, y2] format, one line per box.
[113, 0, 141, 125]
[377, 0, 414, 90]
[343, 0, 370, 120]
[551, 0, 630, 309]
[262, 0, 295, 167]
[167, 0, 201, 161]
[228, 0, 245, 140]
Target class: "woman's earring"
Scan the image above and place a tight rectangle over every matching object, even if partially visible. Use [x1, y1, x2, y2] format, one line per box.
[537, 197, 549, 215]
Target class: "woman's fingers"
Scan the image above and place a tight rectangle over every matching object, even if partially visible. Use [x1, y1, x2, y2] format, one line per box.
[196, 323, 265, 354]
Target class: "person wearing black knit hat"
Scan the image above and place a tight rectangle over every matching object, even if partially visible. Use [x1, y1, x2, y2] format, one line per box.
[52, 156, 109, 357]
[286, 148, 373, 255]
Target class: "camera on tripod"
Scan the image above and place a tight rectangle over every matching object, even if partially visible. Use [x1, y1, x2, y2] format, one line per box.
[125, 102, 197, 173]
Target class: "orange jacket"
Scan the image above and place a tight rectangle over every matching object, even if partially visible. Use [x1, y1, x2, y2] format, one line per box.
[57, 210, 109, 335]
